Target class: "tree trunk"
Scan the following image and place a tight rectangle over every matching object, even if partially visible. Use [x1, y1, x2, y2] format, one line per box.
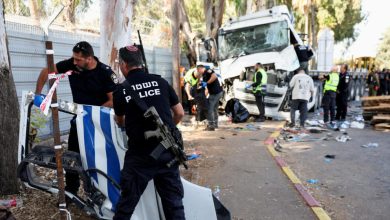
[310, 4, 317, 69]
[255, 0, 266, 11]
[246, 0, 253, 14]
[204, 0, 226, 40]
[178, 0, 196, 67]
[172, 0, 181, 101]
[0, 0, 20, 195]
[28, 0, 40, 26]
[100, 0, 133, 81]
[61, 0, 76, 31]
[204, 0, 225, 63]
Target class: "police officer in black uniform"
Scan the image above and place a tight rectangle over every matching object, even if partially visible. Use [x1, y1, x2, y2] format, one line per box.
[336, 64, 350, 121]
[34, 41, 117, 198]
[294, 43, 313, 74]
[113, 45, 185, 220]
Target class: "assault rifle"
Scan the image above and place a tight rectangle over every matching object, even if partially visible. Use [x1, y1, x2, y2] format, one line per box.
[136, 30, 149, 74]
[144, 106, 188, 169]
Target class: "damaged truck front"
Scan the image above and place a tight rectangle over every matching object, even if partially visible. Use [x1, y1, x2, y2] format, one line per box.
[214, 5, 321, 119]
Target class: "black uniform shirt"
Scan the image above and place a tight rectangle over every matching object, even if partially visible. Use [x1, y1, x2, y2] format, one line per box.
[202, 69, 222, 94]
[337, 72, 350, 94]
[294, 45, 313, 62]
[113, 68, 179, 153]
[56, 57, 117, 106]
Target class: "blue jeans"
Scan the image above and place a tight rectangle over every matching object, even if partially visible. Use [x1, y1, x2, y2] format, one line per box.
[207, 91, 223, 127]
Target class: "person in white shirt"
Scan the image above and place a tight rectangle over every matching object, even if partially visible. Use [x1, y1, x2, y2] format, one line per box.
[289, 68, 315, 128]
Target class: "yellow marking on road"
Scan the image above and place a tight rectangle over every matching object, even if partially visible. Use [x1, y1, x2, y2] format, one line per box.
[282, 167, 302, 184]
[312, 207, 332, 220]
[267, 145, 280, 157]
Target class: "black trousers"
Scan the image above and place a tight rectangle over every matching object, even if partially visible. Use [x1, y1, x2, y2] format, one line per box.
[322, 91, 336, 123]
[290, 99, 308, 126]
[336, 92, 348, 121]
[65, 117, 80, 194]
[255, 93, 265, 119]
[114, 150, 185, 220]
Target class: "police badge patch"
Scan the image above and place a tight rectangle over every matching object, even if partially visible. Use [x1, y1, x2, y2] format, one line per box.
[111, 73, 119, 84]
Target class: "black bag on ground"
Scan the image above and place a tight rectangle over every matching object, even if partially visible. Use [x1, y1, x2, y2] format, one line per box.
[225, 98, 249, 123]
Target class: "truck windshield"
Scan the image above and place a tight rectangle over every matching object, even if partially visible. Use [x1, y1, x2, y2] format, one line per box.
[218, 21, 289, 60]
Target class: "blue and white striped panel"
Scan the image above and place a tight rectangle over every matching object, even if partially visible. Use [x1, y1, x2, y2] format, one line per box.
[76, 105, 125, 212]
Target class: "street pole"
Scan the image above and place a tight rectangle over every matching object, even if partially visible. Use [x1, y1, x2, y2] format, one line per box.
[171, 0, 182, 102]
[46, 42, 67, 220]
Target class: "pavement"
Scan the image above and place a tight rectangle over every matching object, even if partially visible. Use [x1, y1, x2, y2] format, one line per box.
[280, 121, 390, 220]
[180, 120, 317, 220]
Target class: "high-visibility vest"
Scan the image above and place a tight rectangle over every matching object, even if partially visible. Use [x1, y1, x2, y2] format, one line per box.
[324, 72, 339, 93]
[253, 68, 267, 94]
[184, 68, 199, 87]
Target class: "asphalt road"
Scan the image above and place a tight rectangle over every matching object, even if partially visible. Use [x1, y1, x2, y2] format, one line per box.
[278, 102, 390, 220]
[181, 121, 316, 220]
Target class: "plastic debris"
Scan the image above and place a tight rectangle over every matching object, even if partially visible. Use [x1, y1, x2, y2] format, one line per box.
[245, 124, 261, 131]
[350, 121, 365, 129]
[0, 198, 22, 208]
[324, 158, 333, 163]
[306, 179, 319, 184]
[339, 121, 350, 129]
[274, 139, 282, 152]
[335, 135, 351, 142]
[361, 143, 379, 148]
[186, 151, 202, 160]
[324, 154, 336, 159]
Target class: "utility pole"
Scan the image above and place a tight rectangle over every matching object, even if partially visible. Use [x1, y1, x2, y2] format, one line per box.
[171, 0, 182, 102]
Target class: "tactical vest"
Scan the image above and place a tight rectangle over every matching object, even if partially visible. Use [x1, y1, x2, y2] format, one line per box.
[253, 68, 267, 94]
[324, 72, 339, 93]
[184, 68, 199, 87]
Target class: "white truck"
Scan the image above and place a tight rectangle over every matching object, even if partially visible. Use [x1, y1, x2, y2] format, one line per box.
[200, 5, 323, 119]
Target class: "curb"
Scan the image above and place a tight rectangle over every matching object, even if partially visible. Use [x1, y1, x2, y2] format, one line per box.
[264, 124, 331, 220]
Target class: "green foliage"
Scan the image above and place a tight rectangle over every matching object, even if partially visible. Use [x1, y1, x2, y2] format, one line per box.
[30, 107, 49, 142]
[3, 0, 30, 16]
[376, 27, 390, 69]
[316, 0, 364, 42]
[184, 0, 205, 33]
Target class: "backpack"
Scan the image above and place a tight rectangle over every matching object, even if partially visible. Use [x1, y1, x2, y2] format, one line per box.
[225, 98, 249, 123]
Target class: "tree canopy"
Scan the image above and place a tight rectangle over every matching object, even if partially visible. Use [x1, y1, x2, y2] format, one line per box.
[376, 27, 390, 69]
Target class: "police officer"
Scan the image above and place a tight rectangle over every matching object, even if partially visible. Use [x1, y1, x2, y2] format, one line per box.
[34, 41, 117, 200]
[378, 68, 388, 96]
[293, 43, 313, 74]
[201, 67, 223, 131]
[336, 64, 350, 121]
[184, 65, 203, 101]
[249, 63, 267, 122]
[113, 45, 185, 220]
[321, 66, 339, 127]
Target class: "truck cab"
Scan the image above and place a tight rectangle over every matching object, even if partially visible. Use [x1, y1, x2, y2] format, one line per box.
[213, 5, 320, 119]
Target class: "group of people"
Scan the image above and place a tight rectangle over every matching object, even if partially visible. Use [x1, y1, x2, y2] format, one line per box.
[367, 69, 390, 96]
[288, 63, 351, 129]
[183, 64, 223, 131]
[34, 41, 186, 219]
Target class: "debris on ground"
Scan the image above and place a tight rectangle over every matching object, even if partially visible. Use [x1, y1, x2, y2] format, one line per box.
[324, 154, 336, 159]
[274, 140, 282, 152]
[350, 121, 365, 129]
[335, 134, 352, 142]
[361, 143, 379, 148]
[306, 179, 319, 184]
[186, 150, 202, 160]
